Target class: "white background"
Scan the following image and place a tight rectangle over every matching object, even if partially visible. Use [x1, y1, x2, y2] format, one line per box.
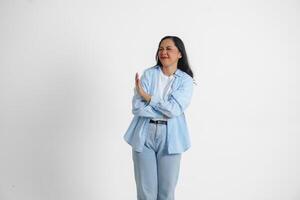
[0, 0, 299, 199]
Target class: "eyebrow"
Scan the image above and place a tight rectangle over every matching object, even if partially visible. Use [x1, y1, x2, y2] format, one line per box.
[159, 46, 174, 48]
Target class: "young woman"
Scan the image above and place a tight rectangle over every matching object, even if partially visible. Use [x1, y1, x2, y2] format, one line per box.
[124, 35, 194, 200]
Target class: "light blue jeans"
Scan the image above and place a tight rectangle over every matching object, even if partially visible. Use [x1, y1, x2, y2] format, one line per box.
[132, 122, 181, 200]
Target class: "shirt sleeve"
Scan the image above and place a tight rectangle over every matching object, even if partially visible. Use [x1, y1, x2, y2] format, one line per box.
[148, 76, 194, 118]
[131, 70, 165, 118]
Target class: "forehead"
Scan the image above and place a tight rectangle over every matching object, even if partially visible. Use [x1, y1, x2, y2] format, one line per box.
[160, 39, 176, 47]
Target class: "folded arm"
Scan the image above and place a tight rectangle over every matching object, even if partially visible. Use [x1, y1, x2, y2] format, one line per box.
[148, 76, 194, 118]
[131, 71, 165, 118]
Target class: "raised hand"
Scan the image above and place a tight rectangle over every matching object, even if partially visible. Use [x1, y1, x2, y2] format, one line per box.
[135, 72, 151, 103]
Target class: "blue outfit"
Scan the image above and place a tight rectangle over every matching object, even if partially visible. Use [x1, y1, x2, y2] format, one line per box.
[124, 65, 194, 200]
[124, 65, 194, 154]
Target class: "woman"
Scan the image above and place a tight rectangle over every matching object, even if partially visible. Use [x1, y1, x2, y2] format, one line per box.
[124, 35, 194, 200]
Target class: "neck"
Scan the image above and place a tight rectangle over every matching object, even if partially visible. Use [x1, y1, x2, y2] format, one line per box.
[161, 64, 177, 76]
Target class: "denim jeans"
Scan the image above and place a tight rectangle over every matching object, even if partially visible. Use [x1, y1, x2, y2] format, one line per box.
[132, 122, 181, 200]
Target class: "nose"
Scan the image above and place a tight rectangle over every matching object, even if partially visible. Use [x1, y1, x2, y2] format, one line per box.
[160, 49, 167, 55]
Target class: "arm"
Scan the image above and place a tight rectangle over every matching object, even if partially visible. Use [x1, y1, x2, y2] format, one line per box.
[148, 76, 194, 118]
[132, 71, 165, 118]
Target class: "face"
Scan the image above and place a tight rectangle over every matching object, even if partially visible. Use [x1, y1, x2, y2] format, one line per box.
[158, 39, 182, 68]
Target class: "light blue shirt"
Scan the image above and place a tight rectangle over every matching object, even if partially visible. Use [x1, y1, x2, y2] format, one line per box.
[123, 65, 194, 154]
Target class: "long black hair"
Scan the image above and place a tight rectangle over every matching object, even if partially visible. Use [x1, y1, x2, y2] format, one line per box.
[155, 35, 194, 78]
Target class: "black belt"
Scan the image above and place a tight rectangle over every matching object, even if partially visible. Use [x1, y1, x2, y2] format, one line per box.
[149, 119, 167, 125]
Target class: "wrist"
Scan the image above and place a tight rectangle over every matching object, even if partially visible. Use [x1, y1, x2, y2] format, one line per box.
[146, 94, 151, 103]
[142, 92, 151, 103]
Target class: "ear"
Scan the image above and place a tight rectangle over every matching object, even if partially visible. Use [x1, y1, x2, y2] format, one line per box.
[178, 53, 182, 58]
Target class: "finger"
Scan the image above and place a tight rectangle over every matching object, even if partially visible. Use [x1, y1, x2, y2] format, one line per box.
[136, 73, 141, 86]
[135, 72, 139, 80]
[135, 73, 139, 85]
[137, 78, 141, 86]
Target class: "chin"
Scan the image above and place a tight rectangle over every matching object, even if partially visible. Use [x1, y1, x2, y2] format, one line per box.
[161, 62, 170, 67]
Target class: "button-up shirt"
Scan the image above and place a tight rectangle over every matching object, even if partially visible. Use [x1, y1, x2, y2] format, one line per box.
[123, 65, 194, 154]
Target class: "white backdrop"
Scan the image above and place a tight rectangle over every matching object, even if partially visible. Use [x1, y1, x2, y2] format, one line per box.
[0, 0, 299, 199]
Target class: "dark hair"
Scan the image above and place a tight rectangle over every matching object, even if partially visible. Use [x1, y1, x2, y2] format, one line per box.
[155, 35, 194, 78]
